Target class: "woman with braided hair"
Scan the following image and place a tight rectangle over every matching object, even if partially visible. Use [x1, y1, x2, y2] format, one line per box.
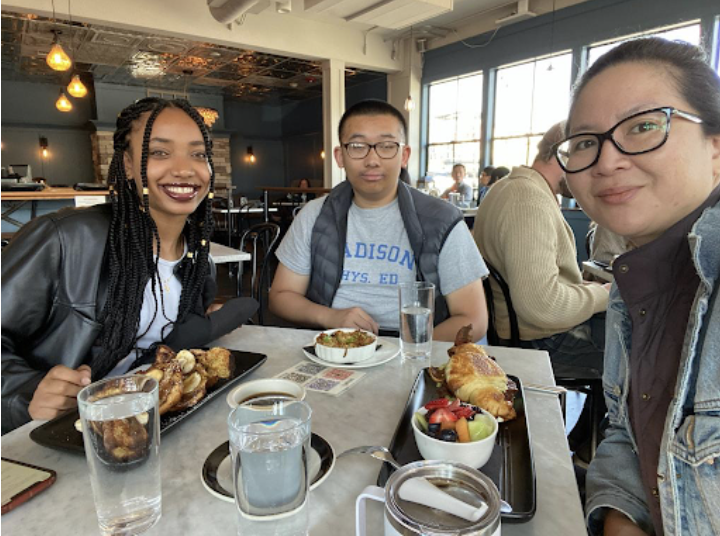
[1, 97, 256, 433]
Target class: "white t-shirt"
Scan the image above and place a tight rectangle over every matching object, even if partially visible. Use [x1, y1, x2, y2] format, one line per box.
[276, 195, 488, 330]
[106, 255, 184, 377]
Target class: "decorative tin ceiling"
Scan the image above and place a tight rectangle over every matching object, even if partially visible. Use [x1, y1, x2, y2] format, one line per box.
[0, 11, 384, 103]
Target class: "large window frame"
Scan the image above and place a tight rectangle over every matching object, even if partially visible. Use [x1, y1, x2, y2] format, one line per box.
[425, 71, 483, 195]
[490, 51, 573, 168]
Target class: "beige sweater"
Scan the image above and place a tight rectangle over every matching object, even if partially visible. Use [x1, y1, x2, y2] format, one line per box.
[473, 166, 608, 340]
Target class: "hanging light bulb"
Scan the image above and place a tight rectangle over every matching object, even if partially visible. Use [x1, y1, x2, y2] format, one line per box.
[46, 33, 72, 72]
[67, 74, 88, 98]
[56, 89, 73, 112]
[404, 95, 416, 112]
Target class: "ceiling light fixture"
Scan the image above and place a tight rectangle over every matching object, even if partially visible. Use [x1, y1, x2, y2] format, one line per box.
[196, 106, 219, 128]
[67, 73, 88, 98]
[404, 26, 416, 112]
[56, 89, 73, 112]
[46, 31, 72, 71]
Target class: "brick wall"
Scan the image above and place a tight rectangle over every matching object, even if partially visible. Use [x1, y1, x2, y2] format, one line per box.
[212, 135, 231, 189]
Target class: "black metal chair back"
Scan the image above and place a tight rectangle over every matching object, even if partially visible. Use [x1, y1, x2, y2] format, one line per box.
[239, 222, 281, 325]
[483, 262, 521, 347]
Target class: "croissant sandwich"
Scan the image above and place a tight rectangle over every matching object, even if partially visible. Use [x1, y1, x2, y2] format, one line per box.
[444, 325, 517, 421]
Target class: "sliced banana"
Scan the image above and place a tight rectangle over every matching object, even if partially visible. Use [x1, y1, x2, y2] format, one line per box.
[145, 368, 163, 382]
[136, 412, 149, 426]
[182, 372, 201, 394]
[74, 419, 83, 433]
[176, 350, 196, 374]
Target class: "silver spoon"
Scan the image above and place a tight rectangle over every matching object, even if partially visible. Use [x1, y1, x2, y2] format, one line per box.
[337, 445, 402, 470]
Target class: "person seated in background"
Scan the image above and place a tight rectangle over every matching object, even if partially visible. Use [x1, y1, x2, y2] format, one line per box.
[1, 97, 255, 434]
[293, 178, 316, 202]
[487, 166, 510, 187]
[441, 163, 474, 206]
[587, 222, 633, 265]
[476, 165, 495, 204]
[473, 122, 610, 454]
[559, 37, 720, 536]
[269, 99, 488, 341]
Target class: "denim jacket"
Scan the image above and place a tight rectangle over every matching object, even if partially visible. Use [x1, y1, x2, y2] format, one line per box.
[586, 200, 720, 535]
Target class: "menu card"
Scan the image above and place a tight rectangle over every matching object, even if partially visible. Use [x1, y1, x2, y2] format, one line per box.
[274, 362, 366, 396]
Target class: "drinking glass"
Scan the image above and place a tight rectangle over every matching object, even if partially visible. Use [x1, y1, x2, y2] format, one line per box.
[228, 396, 312, 536]
[398, 281, 435, 360]
[77, 375, 161, 536]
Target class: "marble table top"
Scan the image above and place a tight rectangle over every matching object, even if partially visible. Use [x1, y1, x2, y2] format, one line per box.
[1, 325, 586, 535]
[209, 242, 251, 264]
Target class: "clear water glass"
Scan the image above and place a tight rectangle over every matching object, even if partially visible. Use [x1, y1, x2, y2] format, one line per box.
[228, 396, 312, 536]
[399, 281, 435, 361]
[77, 375, 161, 536]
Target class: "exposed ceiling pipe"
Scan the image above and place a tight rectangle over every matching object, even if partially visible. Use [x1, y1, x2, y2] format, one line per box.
[208, 0, 262, 25]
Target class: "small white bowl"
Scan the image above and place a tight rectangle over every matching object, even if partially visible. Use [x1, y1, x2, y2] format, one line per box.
[314, 328, 377, 364]
[226, 378, 306, 409]
[412, 407, 498, 469]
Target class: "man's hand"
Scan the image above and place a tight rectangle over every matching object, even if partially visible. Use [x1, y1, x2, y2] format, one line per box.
[327, 307, 379, 334]
[28, 364, 92, 421]
[604, 510, 649, 535]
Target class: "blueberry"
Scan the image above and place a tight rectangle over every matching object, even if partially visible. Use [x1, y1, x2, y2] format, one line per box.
[428, 422, 441, 436]
[439, 429, 458, 442]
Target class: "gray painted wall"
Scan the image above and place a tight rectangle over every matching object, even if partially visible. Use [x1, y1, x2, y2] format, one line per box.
[2, 80, 95, 184]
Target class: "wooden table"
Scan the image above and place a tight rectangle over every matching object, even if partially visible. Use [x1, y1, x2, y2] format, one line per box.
[1, 187, 109, 228]
[1, 326, 586, 535]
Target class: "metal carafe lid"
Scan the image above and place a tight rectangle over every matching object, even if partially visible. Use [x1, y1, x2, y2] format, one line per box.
[384, 460, 501, 535]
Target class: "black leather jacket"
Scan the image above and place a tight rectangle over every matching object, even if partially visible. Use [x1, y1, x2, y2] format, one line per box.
[2, 204, 256, 433]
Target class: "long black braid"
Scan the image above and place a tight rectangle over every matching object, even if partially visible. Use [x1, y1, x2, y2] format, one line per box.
[93, 97, 216, 379]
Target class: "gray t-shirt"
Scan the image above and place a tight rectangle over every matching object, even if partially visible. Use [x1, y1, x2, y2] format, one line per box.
[276, 196, 488, 330]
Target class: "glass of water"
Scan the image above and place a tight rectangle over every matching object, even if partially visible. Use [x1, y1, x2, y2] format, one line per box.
[77, 375, 161, 536]
[399, 281, 435, 360]
[228, 396, 312, 536]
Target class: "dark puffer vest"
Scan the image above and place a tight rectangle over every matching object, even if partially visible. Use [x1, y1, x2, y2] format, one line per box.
[306, 180, 464, 325]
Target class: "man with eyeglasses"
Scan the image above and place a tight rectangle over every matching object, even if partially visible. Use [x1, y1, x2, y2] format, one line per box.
[269, 100, 489, 342]
[473, 121, 611, 459]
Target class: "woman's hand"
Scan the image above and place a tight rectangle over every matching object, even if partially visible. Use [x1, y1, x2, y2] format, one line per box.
[28, 365, 92, 421]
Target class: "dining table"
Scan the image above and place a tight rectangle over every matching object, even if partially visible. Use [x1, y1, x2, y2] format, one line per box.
[1, 325, 586, 535]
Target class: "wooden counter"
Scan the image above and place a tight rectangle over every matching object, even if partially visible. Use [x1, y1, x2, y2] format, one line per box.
[1, 186, 110, 201]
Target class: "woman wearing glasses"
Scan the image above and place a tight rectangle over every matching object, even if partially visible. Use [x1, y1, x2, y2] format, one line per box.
[557, 38, 720, 535]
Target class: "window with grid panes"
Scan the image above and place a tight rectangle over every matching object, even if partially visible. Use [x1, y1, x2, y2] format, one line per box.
[426, 72, 483, 196]
[492, 52, 572, 168]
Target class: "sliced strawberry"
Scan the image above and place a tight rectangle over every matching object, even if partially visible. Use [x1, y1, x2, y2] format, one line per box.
[424, 398, 451, 410]
[453, 406, 475, 419]
[428, 408, 458, 424]
[447, 398, 462, 412]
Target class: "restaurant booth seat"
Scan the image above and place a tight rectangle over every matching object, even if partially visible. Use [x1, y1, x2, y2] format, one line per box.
[483, 262, 603, 461]
[239, 222, 281, 326]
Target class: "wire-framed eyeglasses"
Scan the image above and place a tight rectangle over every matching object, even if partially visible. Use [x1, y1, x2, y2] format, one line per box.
[555, 107, 703, 173]
[342, 141, 404, 160]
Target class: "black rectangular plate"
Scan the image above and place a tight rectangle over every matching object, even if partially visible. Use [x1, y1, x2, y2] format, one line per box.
[29, 349, 267, 454]
[378, 370, 536, 523]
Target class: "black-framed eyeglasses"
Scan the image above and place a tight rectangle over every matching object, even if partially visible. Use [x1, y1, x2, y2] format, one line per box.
[342, 141, 403, 160]
[555, 106, 703, 173]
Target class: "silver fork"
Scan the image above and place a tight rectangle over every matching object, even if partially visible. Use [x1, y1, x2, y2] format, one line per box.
[337, 445, 401, 470]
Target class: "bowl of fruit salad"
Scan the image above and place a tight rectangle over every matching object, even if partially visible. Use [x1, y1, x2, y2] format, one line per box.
[314, 328, 377, 363]
[412, 398, 498, 469]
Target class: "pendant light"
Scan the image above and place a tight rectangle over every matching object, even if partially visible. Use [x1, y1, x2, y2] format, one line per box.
[56, 89, 73, 112]
[404, 26, 416, 112]
[67, 73, 87, 98]
[47, 31, 72, 71]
